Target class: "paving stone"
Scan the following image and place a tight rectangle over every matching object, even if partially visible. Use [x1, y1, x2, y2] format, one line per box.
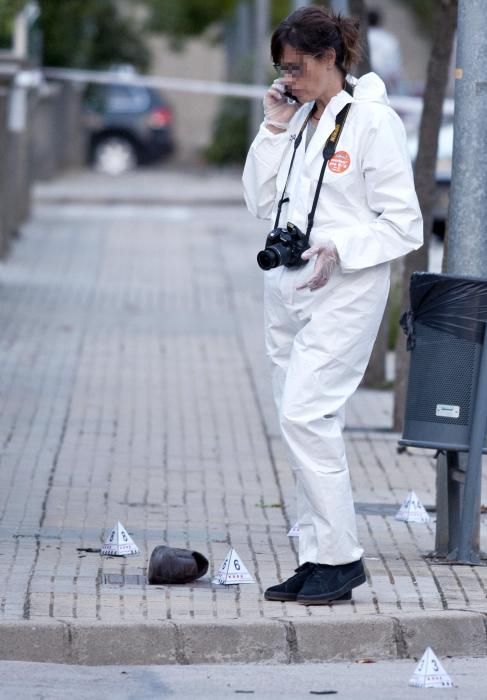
[0, 170, 486, 662]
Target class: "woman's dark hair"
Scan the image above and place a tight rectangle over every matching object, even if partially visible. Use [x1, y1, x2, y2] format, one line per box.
[271, 6, 361, 74]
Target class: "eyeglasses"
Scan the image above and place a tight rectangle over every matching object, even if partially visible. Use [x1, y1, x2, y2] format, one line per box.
[273, 62, 305, 78]
[273, 54, 321, 78]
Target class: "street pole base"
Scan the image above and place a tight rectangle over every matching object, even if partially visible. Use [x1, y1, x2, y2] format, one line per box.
[425, 550, 487, 566]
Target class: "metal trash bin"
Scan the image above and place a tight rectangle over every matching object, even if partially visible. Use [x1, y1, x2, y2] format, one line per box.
[399, 272, 487, 451]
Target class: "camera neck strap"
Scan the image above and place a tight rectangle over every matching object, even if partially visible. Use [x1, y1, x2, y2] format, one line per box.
[273, 107, 315, 230]
[305, 100, 351, 242]
[273, 89, 353, 237]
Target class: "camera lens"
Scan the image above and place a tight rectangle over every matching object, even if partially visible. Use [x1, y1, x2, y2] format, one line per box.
[257, 248, 280, 270]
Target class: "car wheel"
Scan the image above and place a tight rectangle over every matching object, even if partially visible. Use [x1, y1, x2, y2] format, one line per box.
[93, 136, 137, 175]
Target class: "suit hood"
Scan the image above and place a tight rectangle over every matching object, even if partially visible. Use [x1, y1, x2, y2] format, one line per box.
[350, 72, 389, 105]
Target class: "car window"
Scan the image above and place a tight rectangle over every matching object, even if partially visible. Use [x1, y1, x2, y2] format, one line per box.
[105, 85, 151, 113]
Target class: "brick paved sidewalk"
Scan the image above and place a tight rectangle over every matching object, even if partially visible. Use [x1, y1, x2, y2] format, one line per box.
[0, 169, 486, 664]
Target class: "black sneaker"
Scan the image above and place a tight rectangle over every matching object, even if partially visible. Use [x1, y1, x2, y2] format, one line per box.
[264, 562, 316, 602]
[296, 559, 366, 605]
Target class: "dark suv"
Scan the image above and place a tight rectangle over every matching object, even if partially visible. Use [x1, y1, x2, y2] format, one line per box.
[84, 82, 175, 174]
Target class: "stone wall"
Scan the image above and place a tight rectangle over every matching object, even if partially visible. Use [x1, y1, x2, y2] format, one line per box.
[0, 74, 86, 258]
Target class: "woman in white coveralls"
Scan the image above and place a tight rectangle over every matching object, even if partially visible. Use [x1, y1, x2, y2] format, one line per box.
[242, 6, 422, 605]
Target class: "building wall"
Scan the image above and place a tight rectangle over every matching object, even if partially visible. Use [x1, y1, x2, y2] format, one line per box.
[148, 35, 226, 163]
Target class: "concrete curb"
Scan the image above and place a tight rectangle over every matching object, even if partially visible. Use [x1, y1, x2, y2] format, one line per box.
[1, 612, 486, 665]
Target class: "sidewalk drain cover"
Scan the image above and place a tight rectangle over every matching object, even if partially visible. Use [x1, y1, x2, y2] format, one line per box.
[102, 574, 147, 585]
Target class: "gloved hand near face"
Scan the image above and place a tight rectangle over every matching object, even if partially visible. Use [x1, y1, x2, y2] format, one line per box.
[297, 241, 339, 291]
[263, 79, 300, 130]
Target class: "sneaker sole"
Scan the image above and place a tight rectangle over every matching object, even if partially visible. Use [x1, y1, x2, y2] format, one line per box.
[265, 590, 353, 603]
[296, 573, 366, 605]
[264, 591, 299, 602]
[264, 593, 297, 603]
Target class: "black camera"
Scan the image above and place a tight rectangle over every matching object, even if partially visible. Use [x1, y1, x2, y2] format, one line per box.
[257, 223, 310, 270]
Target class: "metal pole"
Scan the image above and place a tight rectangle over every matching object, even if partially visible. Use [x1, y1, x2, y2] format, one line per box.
[446, 0, 487, 277]
[443, 0, 487, 565]
[454, 323, 487, 563]
[250, 0, 270, 142]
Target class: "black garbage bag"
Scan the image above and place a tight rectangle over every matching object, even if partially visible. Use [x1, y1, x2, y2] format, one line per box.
[147, 545, 209, 585]
[400, 272, 487, 351]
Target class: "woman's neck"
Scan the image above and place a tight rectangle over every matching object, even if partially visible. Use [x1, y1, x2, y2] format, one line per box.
[313, 67, 345, 120]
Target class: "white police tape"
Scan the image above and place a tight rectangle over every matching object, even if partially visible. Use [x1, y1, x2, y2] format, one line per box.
[44, 67, 266, 100]
[0, 64, 454, 117]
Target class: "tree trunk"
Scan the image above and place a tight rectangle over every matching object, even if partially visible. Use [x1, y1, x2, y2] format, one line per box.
[392, 0, 458, 431]
[350, 0, 389, 388]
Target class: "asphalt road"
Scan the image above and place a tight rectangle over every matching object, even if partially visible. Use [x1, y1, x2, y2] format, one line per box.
[0, 657, 485, 700]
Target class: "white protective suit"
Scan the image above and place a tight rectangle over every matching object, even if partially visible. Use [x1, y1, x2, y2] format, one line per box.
[242, 72, 423, 566]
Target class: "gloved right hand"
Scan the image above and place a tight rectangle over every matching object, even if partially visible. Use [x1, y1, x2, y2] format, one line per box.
[263, 79, 300, 130]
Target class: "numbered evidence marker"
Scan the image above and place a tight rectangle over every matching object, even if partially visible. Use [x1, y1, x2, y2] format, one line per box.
[212, 547, 254, 585]
[287, 521, 300, 537]
[395, 490, 431, 524]
[409, 647, 453, 688]
[101, 521, 139, 556]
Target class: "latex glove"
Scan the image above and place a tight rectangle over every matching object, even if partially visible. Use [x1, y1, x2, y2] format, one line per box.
[263, 79, 300, 130]
[297, 242, 339, 291]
